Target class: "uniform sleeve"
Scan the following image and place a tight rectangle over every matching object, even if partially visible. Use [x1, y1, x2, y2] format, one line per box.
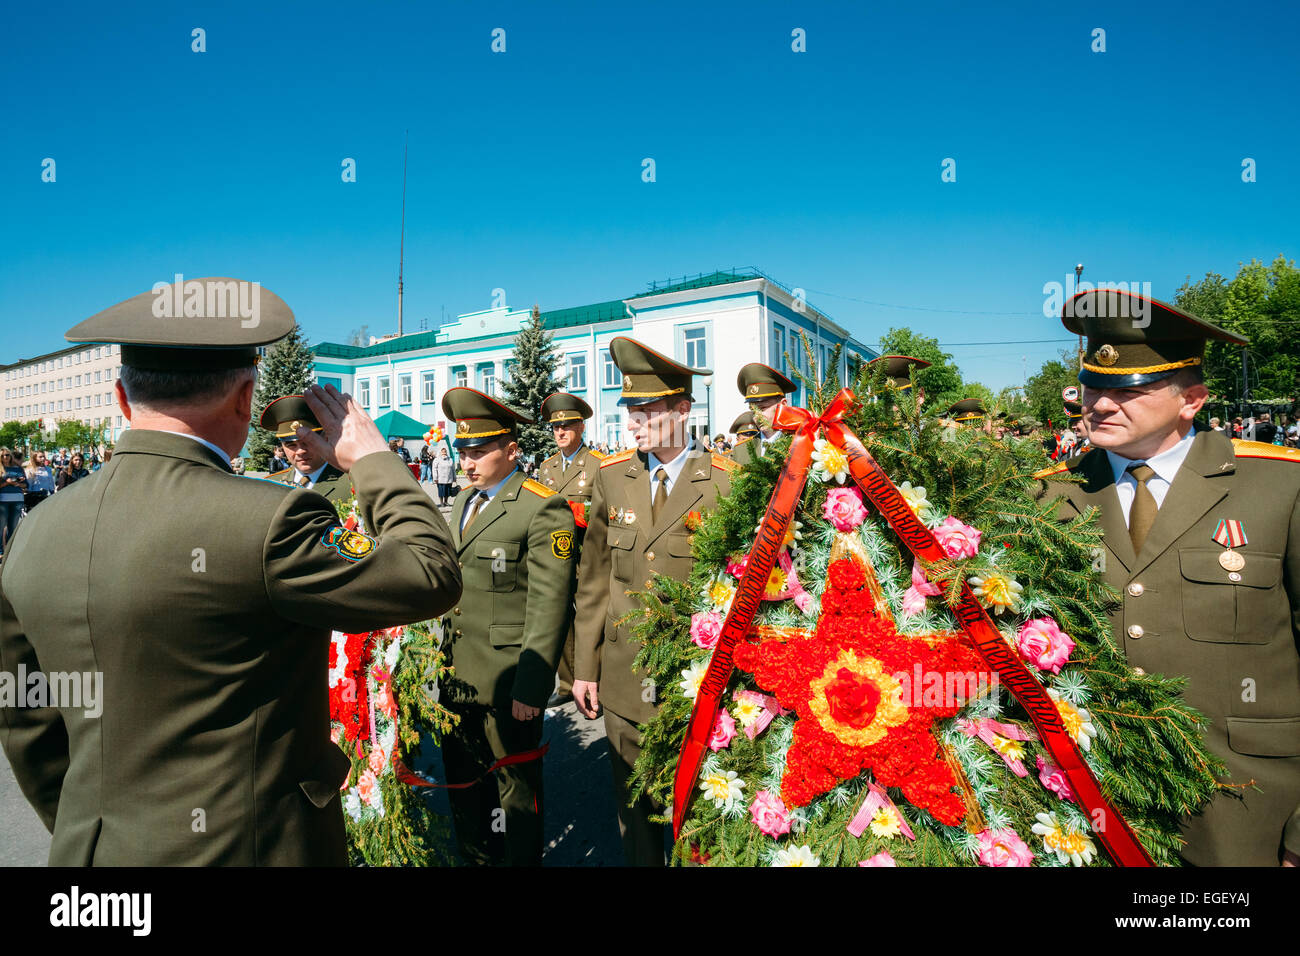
[0, 570, 68, 832]
[264, 450, 462, 632]
[573, 467, 612, 683]
[1285, 479, 1300, 858]
[511, 495, 577, 709]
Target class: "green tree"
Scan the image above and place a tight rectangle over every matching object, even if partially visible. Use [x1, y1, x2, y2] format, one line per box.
[1025, 349, 1081, 429]
[876, 327, 965, 410]
[499, 304, 564, 463]
[52, 419, 108, 456]
[0, 420, 41, 456]
[248, 323, 316, 470]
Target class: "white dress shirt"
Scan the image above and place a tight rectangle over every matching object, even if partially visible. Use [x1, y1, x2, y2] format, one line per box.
[460, 467, 518, 533]
[647, 440, 693, 499]
[162, 430, 234, 466]
[1105, 428, 1196, 526]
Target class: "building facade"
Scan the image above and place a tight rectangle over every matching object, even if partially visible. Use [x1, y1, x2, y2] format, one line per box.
[2, 343, 127, 443]
[310, 270, 877, 450]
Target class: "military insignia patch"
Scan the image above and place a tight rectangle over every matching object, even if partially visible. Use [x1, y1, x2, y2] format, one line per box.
[551, 529, 574, 560]
[321, 526, 376, 561]
[1094, 344, 1119, 366]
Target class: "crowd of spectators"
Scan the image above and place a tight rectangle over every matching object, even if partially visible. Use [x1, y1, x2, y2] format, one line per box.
[0, 446, 106, 557]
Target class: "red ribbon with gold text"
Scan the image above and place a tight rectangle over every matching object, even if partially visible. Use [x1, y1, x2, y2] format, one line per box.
[671, 389, 1153, 866]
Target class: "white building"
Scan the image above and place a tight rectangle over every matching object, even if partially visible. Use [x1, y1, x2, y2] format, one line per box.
[1, 343, 128, 442]
[311, 269, 877, 448]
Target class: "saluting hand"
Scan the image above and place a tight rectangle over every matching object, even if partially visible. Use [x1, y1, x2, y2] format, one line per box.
[298, 384, 391, 473]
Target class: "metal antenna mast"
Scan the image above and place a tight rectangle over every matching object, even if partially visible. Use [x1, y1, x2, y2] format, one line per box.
[398, 131, 408, 336]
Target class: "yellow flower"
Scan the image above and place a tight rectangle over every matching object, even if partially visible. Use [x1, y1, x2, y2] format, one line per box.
[968, 571, 1024, 615]
[764, 566, 788, 599]
[755, 519, 803, 553]
[989, 734, 1025, 762]
[1047, 689, 1097, 752]
[707, 580, 737, 610]
[732, 695, 764, 728]
[700, 770, 746, 807]
[868, 807, 903, 838]
[898, 481, 933, 520]
[811, 438, 850, 484]
[679, 659, 709, 701]
[1031, 811, 1097, 866]
[772, 845, 820, 867]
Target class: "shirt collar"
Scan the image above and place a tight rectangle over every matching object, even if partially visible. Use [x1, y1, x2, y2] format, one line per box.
[562, 444, 585, 464]
[1107, 427, 1196, 485]
[160, 430, 234, 464]
[478, 467, 519, 502]
[647, 440, 694, 486]
[307, 462, 329, 485]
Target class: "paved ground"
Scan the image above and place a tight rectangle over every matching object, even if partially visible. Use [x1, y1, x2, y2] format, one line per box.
[0, 474, 624, 866]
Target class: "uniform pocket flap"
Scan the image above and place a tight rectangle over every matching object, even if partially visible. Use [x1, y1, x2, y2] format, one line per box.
[1179, 550, 1281, 589]
[474, 540, 521, 561]
[489, 624, 524, 647]
[299, 748, 351, 807]
[665, 533, 693, 558]
[1225, 716, 1300, 757]
[607, 528, 637, 550]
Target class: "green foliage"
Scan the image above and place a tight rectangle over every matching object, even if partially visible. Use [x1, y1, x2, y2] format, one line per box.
[52, 419, 108, 454]
[499, 304, 564, 463]
[877, 327, 965, 410]
[0, 420, 42, 455]
[248, 323, 316, 470]
[629, 365, 1224, 867]
[1025, 350, 1080, 430]
[1176, 255, 1299, 407]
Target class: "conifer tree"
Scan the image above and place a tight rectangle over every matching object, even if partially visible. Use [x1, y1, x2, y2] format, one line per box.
[247, 323, 316, 470]
[499, 304, 563, 463]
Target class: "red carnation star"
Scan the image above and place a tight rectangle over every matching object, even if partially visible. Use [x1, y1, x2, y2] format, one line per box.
[734, 557, 992, 825]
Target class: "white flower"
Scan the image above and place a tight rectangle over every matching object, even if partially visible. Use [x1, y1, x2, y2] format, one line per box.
[700, 770, 746, 808]
[343, 790, 362, 823]
[383, 632, 403, 671]
[771, 844, 820, 867]
[898, 482, 936, 524]
[732, 694, 765, 729]
[868, 807, 903, 838]
[679, 659, 709, 701]
[1031, 811, 1097, 866]
[755, 519, 803, 554]
[1047, 689, 1097, 752]
[811, 438, 850, 484]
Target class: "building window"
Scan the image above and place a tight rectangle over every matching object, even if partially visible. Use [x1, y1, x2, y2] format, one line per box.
[683, 326, 708, 370]
[378, 376, 391, 407]
[478, 364, 496, 396]
[603, 413, 622, 449]
[453, 367, 468, 389]
[399, 374, 412, 406]
[567, 353, 587, 391]
[422, 371, 436, 403]
[358, 379, 371, 407]
[602, 349, 622, 388]
[75, 397, 82, 409]
[772, 325, 786, 374]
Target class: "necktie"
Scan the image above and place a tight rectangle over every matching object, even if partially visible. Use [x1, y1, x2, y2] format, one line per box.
[296, 473, 310, 488]
[652, 467, 669, 523]
[562, 457, 569, 473]
[1127, 463, 1158, 554]
[463, 491, 487, 532]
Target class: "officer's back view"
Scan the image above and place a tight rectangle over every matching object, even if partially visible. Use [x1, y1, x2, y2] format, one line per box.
[0, 278, 463, 865]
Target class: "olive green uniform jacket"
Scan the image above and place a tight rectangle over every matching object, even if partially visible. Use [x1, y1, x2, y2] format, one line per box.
[537, 443, 604, 534]
[728, 436, 761, 468]
[0, 430, 462, 866]
[1037, 431, 1300, 866]
[573, 446, 735, 724]
[441, 470, 576, 712]
[268, 463, 353, 504]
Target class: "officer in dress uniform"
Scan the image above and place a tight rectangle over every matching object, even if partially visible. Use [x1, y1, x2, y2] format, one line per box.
[537, 393, 606, 703]
[730, 362, 796, 467]
[438, 387, 575, 866]
[0, 278, 462, 865]
[945, 397, 987, 425]
[260, 394, 354, 503]
[1034, 288, 1300, 867]
[728, 411, 760, 456]
[572, 337, 736, 865]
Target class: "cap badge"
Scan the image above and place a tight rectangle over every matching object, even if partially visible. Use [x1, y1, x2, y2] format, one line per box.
[457, 422, 469, 434]
[289, 420, 303, 432]
[748, 384, 759, 394]
[1094, 344, 1119, 366]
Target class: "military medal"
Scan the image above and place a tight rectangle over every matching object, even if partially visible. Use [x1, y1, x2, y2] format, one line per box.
[624, 509, 636, 524]
[1212, 519, 1247, 571]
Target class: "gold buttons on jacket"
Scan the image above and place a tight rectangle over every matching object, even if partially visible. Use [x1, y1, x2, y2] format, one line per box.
[645, 579, 653, 589]
[646, 551, 655, 562]
[453, 607, 462, 616]
[1127, 582, 1144, 596]
[458, 560, 464, 569]
[1127, 624, 1144, 640]
[454, 629, 462, 637]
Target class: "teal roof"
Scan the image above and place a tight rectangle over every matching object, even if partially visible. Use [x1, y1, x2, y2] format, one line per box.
[372, 409, 432, 438]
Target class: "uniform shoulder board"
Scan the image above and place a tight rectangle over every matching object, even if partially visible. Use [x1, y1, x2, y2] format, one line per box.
[600, 449, 635, 468]
[522, 478, 557, 498]
[588, 448, 608, 461]
[732, 436, 753, 447]
[543, 452, 560, 467]
[1032, 461, 1069, 480]
[267, 468, 292, 480]
[712, 452, 740, 472]
[1232, 439, 1300, 463]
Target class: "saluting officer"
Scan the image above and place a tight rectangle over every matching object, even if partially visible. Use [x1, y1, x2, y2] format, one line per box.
[572, 337, 736, 865]
[0, 278, 461, 866]
[439, 387, 575, 866]
[537, 392, 605, 702]
[1035, 288, 1300, 867]
[260, 394, 354, 503]
[731, 362, 797, 467]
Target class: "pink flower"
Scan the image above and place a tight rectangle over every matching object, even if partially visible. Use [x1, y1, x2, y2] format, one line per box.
[1036, 755, 1075, 802]
[726, 555, 749, 579]
[368, 746, 387, 775]
[708, 709, 737, 751]
[1016, 617, 1076, 674]
[749, 789, 792, 838]
[690, 611, 726, 650]
[357, 769, 379, 805]
[934, 516, 982, 559]
[823, 487, 869, 532]
[859, 851, 897, 867]
[976, 828, 1035, 867]
[902, 559, 941, 615]
[330, 726, 342, 746]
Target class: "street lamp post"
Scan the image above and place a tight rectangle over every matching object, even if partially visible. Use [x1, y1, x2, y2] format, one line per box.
[701, 375, 713, 442]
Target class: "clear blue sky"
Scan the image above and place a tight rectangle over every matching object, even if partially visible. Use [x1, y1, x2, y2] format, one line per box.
[2, 0, 1296, 390]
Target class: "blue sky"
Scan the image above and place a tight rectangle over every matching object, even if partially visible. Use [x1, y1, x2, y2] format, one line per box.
[2, 0, 1296, 390]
